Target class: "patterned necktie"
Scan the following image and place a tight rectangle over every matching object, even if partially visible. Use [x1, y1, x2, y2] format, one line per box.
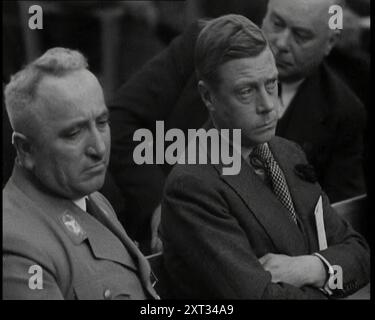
[251, 143, 298, 224]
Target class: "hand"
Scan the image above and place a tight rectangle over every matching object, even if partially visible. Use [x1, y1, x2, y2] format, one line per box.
[259, 253, 326, 288]
[150, 204, 163, 254]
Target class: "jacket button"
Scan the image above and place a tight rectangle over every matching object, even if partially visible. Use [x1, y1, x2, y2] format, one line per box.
[103, 289, 112, 300]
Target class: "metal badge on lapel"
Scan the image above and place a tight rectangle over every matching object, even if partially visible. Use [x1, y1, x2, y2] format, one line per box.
[62, 213, 87, 241]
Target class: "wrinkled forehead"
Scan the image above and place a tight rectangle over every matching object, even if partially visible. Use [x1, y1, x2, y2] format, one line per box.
[34, 70, 106, 122]
[267, 0, 333, 30]
[37, 70, 103, 103]
[218, 48, 278, 84]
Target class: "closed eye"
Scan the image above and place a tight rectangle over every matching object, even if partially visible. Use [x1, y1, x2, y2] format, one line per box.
[64, 127, 82, 140]
[271, 14, 286, 30]
[293, 29, 314, 44]
[238, 87, 254, 97]
[265, 79, 278, 93]
[96, 116, 110, 130]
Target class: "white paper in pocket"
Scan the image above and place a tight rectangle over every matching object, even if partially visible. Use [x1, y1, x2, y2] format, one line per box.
[314, 196, 328, 250]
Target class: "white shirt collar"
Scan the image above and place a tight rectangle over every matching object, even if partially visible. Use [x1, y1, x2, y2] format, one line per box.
[73, 196, 88, 212]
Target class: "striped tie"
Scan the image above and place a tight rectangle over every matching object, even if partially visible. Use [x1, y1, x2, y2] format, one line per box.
[251, 143, 297, 224]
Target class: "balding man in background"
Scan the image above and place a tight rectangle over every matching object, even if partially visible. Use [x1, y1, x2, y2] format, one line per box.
[3, 48, 159, 300]
[262, 0, 366, 202]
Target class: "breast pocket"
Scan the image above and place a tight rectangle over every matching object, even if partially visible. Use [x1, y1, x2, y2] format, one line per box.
[74, 274, 132, 300]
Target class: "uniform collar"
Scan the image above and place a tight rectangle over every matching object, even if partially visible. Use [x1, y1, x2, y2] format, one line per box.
[73, 196, 88, 212]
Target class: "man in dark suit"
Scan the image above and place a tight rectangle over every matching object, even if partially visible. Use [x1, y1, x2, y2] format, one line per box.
[3, 48, 159, 300]
[108, 0, 366, 251]
[161, 14, 370, 299]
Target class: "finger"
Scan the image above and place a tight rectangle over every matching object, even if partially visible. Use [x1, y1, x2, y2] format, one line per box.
[259, 256, 266, 265]
[259, 253, 271, 265]
[151, 237, 163, 254]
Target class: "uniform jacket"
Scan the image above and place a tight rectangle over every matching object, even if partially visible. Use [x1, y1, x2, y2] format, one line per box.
[161, 137, 370, 299]
[3, 164, 159, 300]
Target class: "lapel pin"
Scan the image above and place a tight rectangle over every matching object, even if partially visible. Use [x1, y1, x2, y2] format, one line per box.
[62, 214, 86, 239]
[294, 164, 318, 183]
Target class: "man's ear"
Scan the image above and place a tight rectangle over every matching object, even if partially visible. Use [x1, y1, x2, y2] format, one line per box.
[325, 29, 340, 56]
[198, 80, 215, 112]
[12, 132, 35, 170]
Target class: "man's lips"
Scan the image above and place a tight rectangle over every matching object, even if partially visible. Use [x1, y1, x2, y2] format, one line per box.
[86, 162, 106, 173]
[256, 120, 277, 131]
[276, 59, 293, 68]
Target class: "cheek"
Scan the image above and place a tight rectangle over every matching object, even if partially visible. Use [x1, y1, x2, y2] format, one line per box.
[44, 146, 85, 176]
[104, 131, 111, 156]
[231, 102, 258, 127]
[292, 43, 322, 66]
[265, 34, 279, 51]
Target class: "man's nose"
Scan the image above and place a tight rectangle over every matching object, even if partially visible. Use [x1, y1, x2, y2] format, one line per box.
[86, 127, 106, 159]
[256, 88, 275, 114]
[274, 28, 290, 52]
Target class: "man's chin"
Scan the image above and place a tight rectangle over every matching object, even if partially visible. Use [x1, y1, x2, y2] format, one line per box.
[278, 70, 305, 83]
[246, 132, 275, 148]
[71, 175, 106, 198]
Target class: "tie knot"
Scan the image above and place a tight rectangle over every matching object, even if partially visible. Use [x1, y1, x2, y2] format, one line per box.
[251, 143, 272, 165]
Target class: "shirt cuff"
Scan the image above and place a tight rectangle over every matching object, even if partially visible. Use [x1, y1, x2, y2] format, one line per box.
[312, 252, 335, 296]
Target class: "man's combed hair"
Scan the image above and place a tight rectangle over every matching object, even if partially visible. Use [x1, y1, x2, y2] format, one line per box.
[4, 47, 88, 132]
[195, 14, 268, 88]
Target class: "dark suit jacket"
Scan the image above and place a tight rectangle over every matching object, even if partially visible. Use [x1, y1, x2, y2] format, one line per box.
[276, 63, 366, 203]
[161, 137, 370, 299]
[3, 164, 159, 300]
[108, 21, 366, 243]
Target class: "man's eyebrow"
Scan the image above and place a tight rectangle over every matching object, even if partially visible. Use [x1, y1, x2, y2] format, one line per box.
[270, 11, 285, 23]
[234, 76, 278, 88]
[97, 109, 109, 119]
[60, 119, 88, 133]
[267, 72, 278, 80]
[292, 26, 314, 36]
[59, 109, 109, 134]
[234, 80, 257, 88]
[271, 11, 314, 36]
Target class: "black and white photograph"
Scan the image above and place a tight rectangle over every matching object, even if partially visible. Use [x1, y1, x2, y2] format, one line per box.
[2, 0, 371, 306]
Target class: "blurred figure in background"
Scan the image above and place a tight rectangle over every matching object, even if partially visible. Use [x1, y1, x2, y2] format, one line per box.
[262, 0, 366, 203]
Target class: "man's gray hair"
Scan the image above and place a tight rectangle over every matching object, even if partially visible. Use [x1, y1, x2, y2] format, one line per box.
[4, 47, 88, 132]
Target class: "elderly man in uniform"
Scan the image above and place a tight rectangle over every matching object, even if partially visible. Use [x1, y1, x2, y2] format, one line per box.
[3, 48, 159, 300]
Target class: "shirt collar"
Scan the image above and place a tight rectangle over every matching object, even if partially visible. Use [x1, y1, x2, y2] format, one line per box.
[280, 79, 304, 106]
[73, 196, 88, 212]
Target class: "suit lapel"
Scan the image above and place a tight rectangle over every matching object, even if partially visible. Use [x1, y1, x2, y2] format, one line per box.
[87, 195, 158, 299]
[72, 206, 139, 272]
[215, 156, 308, 256]
[276, 68, 329, 148]
[268, 138, 322, 252]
